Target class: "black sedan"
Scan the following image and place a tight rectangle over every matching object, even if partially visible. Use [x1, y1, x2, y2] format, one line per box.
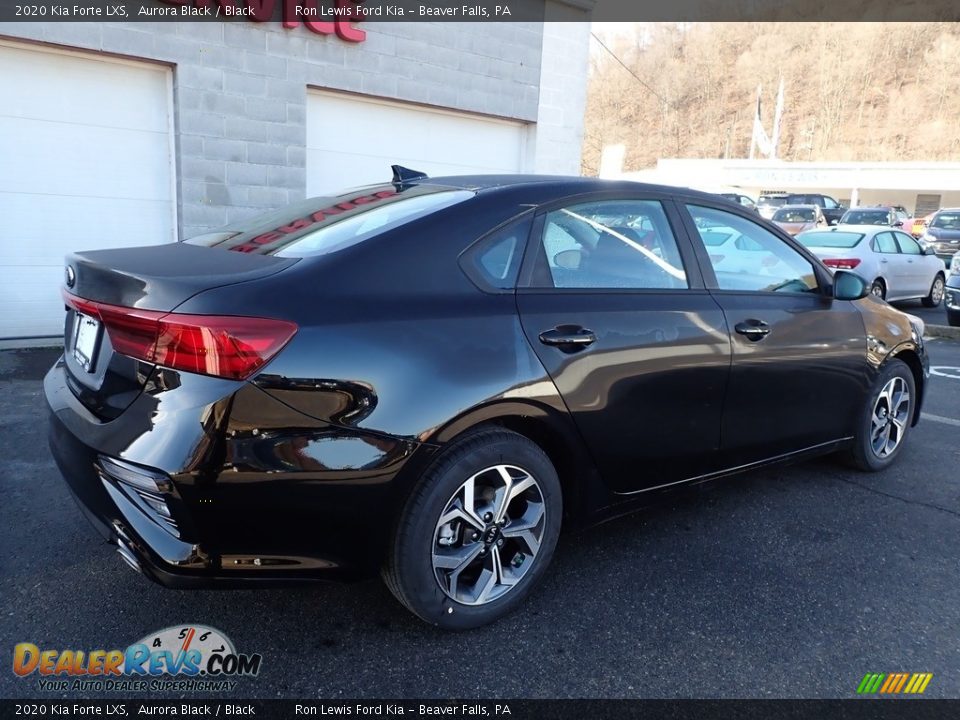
[46, 169, 929, 629]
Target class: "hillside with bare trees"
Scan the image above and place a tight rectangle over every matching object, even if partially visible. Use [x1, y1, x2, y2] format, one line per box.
[582, 23, 960, 175]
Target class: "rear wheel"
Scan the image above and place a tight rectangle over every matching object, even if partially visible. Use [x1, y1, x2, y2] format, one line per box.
[870, 279, 886, 300]
[922, 273, 945, 308]
[844, 359, 915, 472]
[383, 428, 562, 629]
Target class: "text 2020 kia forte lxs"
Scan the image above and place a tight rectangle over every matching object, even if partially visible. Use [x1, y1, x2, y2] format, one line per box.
[46, 171, 928, 629]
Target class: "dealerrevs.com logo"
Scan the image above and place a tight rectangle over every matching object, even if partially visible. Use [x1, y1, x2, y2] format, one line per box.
[12, 625, 262, 692]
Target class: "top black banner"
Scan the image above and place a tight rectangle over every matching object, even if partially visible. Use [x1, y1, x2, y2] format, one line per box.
[1, 0, 958, 23]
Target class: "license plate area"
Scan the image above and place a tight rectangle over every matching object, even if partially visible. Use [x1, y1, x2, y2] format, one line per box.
[73, 312, 102, 373]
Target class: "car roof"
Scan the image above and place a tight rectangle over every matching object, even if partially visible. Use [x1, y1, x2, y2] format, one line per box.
[411, 174, 725, 203]
[775, 204, 819, 210]
[825, 224, 887, 235]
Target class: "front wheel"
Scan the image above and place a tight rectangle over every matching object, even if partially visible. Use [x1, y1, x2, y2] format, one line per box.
[922, 273, 945, 308]
[383, 428, 562, 629]
[948, 309, 960, 328]
[844, 359, 915, 472]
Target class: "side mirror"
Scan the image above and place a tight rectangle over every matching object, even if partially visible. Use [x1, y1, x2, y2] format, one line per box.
[894, 220, 903, 227]
[829, 218, 839, 226]
[833, 270, 870, 300]
[923, 246, 937, 256]
[554, 249, 582, 270]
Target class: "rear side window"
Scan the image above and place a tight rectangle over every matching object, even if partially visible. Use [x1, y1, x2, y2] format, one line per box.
[460, 215, 532, 291]
[531, 199, 688, 290]
[185, 185, 473, 257]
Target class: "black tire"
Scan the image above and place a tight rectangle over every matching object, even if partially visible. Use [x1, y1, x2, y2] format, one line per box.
[921, 273, 945, 308]
[870, 279, 886, 300]
[383, 428, 562, 630]
[949, 309, 960, 328]
[844, 358, 915, 472]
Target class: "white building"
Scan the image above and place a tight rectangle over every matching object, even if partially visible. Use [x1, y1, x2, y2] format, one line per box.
[603, 155, 960, 217]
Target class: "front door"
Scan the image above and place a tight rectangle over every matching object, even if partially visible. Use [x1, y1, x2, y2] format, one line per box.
[680, 202, 869, 465]
[516, 197, 730, 494]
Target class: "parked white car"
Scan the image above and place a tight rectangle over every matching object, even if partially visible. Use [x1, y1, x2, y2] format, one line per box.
[796, 225, 946, 305]
[698, 225, 797, 279]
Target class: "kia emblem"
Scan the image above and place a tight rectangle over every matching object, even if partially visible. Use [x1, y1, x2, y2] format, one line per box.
[65, 265, 76, 288]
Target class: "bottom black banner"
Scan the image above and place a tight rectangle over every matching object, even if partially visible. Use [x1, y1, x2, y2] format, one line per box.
[1, 700, 958, 720]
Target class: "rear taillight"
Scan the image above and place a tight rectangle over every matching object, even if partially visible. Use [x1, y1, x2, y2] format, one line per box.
[63, 291, 297, 380]
[822, 258, 862, 270]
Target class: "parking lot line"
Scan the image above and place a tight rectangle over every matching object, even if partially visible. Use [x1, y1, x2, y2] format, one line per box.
[921, 412, 960, 427]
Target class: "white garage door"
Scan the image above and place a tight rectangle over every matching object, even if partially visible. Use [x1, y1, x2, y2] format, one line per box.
[0, 42, 175, 339]
[306, 90, 528, 196]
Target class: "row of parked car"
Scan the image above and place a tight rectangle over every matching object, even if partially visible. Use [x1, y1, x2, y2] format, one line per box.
[715, 192, 960, 327]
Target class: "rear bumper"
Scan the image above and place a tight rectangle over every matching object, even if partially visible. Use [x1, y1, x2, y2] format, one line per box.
[45, 358, 423, 587]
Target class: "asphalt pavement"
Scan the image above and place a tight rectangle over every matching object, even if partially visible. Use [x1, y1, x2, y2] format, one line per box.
[1, 341, 958, 700]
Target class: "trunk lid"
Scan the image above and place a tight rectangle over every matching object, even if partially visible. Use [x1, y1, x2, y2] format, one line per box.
[62, 243, 297, 420]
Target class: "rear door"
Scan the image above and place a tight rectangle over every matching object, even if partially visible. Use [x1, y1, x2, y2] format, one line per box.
[679, 202, 868, 465]
[516, 195, 730, 494]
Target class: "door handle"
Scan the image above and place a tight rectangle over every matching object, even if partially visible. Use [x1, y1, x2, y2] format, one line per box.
[539, 325, 596, 350]
[880, 258, 889, 263]
[734, 320, 771, 341]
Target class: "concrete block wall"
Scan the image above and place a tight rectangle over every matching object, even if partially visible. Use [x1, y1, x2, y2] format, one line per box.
[2, 15, 588, 238]
[529, 20, 591, 175]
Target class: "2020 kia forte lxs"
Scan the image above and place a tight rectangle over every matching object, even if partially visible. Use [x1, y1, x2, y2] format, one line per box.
[46, 171, 928, 629]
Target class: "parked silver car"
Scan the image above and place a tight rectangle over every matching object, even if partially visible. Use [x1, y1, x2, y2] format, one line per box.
[796, 225, 946, 305]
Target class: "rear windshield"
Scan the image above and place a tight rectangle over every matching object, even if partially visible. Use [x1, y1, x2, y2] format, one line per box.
[758, 196, 787, 207]
[773, 208, 815, 222]
[930, 212, 960, 230]
[700, 229, 735, 246]
[841, 209, 889, 225]
[185, 185, 473, 257]
[796, 231, 865, 249]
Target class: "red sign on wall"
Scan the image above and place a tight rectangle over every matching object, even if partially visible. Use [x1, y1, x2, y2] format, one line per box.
[157, 0, 366, 42]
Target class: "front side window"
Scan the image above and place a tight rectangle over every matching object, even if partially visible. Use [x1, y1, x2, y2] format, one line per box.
[822, 196, 839, 209]
[894, 232, 922, 255]
[686, 205, 818, 293]
[533, 200, 688, 290]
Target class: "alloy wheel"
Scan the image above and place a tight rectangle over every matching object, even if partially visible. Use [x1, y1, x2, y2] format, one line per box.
[870, 376, 911, 458]
[871, 282, 885, 299]
[432, 465, 546, 606]
[931, 276, 944, 304]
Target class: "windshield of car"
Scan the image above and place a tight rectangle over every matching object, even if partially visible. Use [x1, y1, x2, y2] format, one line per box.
[930, 212, 960, 230]
[758, 196, 787, 207]
[184, 185, 474, 256]
[796, 231, 865, 249]
[773, 208, 816, 222]
[841, 209, 890, 225]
